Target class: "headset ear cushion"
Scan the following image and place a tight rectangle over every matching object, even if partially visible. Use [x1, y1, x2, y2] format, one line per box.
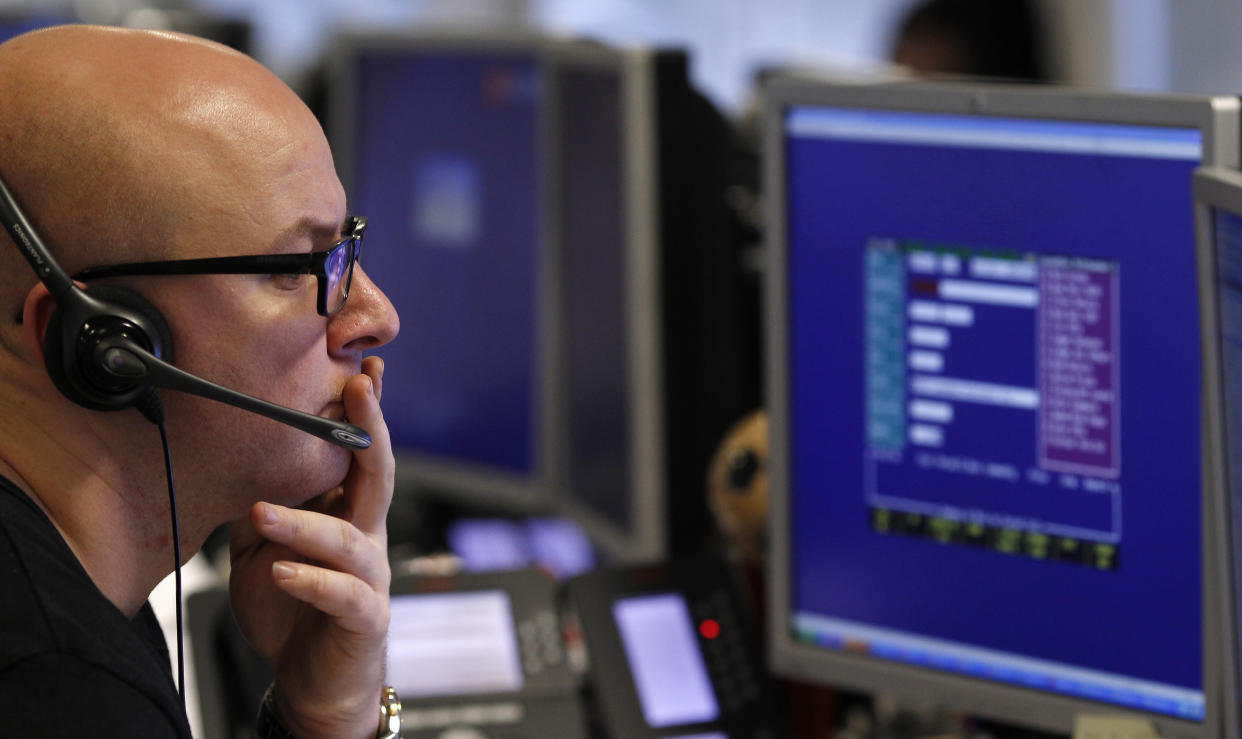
[43, 285, 174, 410]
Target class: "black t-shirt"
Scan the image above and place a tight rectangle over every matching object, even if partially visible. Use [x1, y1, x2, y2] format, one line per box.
[0, 475, 192, 737]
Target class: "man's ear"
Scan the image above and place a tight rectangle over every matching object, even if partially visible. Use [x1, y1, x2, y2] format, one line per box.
[20, 281, 59, 365]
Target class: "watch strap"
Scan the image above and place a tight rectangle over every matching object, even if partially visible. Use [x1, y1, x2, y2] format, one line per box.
[377, 685, 403, 739]
[256, 685, 298, 739]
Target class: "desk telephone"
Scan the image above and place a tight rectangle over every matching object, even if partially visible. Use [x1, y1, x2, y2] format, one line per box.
[388, 568, 586, 739]
[562, 557, 782, 739]
[389, 557, 780, 739]
[191, 557, 778, 739]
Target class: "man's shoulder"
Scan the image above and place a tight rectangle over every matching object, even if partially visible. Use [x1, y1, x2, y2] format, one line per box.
[0, 650, 188, 738]
[0, 472, 146, 663]
[0, 475, 79, 661]
[0, 476, 190, 736]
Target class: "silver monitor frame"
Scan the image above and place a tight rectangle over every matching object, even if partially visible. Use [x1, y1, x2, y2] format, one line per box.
[763, 79, 1240, 737]
[544, 42, 667, 563]
[326, 30, 561, 513]
[1192, 165, 1242, 739]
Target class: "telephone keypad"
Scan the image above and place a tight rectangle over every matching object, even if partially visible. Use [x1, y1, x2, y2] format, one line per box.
[517, 608, 565, 679]
[693, 591, 762, 716]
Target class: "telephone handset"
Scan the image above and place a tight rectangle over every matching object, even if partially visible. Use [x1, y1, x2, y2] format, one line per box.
[561, 556, 783, 739]
[388, 567, 588, 739]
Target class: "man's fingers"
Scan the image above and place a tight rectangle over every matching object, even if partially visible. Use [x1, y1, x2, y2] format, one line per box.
[341, 371, 394, 534]
[362, 355, 384, 402]
[253, 502, 389, 591]
[270, 560, 390, 635]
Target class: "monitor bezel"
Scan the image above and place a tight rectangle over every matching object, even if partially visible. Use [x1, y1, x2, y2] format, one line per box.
[763, 79, 1241, 737]
[325, 30, 562, 514]
[544, 42, 668, 563]
[1192, 165, 1242, 739]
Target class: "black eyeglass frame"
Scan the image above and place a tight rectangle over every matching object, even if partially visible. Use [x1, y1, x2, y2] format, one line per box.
[73, 216, 366, 317]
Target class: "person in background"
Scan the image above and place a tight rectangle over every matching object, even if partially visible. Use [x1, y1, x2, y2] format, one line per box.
[891, 0, 1051, 83]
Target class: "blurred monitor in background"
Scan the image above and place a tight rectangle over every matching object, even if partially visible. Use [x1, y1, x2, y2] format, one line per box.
[328, 32, 759, 563]
[0, 9, 72, 43]
[446, 517, 596, 579]
[327, 33, 557, 514]
[548, 43, 760, 563]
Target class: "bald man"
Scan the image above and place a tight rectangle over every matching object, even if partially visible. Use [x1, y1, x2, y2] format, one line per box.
[0, 25, 400, 739]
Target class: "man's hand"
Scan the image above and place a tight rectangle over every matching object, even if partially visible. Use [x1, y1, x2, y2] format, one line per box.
[228, 356, 393, 739]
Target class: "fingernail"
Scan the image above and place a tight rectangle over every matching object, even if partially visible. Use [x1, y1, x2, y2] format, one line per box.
[273, 562, 296, 581]
[365, 375, 376, 398]
[261, 504, 280, 526]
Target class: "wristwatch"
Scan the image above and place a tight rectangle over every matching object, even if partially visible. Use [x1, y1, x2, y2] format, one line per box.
[257, 684, 403, 739]
[378, 685, 403, 739]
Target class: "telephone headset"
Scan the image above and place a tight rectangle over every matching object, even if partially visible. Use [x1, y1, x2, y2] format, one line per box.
[0, 172, 372, 448]
[0, 169, 375, 711]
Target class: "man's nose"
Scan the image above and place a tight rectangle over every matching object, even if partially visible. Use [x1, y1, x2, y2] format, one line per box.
[327, 266, 400, 356]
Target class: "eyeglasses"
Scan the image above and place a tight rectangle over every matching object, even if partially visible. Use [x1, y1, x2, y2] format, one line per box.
[73, 216, 366, 317]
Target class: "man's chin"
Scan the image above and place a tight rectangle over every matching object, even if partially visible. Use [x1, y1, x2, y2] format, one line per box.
[273, 440, 352, 508]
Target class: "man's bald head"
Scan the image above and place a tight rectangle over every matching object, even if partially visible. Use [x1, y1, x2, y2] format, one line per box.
[0, 25, 332, 325]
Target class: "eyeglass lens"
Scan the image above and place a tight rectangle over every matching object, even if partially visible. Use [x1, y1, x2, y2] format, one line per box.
[326, 237, 357, 315]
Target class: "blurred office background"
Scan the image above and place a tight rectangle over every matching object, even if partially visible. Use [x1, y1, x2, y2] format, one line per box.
[2, 0, 1240, 107]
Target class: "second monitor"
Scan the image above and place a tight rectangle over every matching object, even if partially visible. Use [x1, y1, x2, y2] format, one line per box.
[329, 33, 556, 511]
[548, 42, 758, 562]
[332, 32, 759, 558]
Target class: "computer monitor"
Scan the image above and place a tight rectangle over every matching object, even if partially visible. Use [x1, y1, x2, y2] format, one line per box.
[327, 32, 557, 511]
[548, 44, 757, 562]
[0, 12, 71, 43]
[547, 44, 663, 560]
[1192, 165, 1242, 739]
[764, 80, 1239, 736]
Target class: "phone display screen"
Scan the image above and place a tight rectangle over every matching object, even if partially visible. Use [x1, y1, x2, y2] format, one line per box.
[613, 593, 720, 728]
[388, 590, 524, 698]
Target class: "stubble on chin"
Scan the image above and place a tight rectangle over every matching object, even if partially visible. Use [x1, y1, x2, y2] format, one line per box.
[280, 441, 352, 509]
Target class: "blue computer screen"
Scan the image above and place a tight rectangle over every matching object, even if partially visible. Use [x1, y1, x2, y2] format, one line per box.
[0, 14, 70, 43]
[784, 107, 1204, 719]
[349, 50, 542, 474]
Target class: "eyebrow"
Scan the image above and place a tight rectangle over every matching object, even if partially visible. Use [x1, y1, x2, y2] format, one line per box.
[269, 215, 350, 254]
